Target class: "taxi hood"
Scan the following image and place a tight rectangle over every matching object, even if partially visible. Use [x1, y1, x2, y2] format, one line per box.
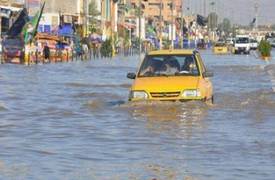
[132, 76, 200, 92]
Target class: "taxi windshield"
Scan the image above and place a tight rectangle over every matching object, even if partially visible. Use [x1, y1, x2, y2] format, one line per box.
[138, 54, 200, 77]
[215, 42, 226, 47]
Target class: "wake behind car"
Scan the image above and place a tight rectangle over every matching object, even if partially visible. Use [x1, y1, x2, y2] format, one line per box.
[127, 49, 214, 103]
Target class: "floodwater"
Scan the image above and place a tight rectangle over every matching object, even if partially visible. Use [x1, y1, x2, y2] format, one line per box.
[0, 50, 275, 180]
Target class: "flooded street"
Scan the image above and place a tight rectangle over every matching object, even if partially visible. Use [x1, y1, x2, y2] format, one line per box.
[0, 51, 275, 179]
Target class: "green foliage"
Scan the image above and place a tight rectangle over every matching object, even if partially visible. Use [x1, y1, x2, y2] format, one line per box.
[100, 39, 113, 57]
[89, 0, 100, 30]
[89, 0, 100, 17]
[163, 39, 171, 49]
[132, 37, 141, 48]
[218, 18, 231, 35]
[258, 40, 272, 57]
[123, 36, 130, 48]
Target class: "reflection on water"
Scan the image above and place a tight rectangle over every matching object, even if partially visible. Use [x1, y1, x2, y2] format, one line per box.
[0, 52, 275, 179]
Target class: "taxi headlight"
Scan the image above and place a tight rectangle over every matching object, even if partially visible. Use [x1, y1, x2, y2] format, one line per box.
[130, 91, 148, 99]
[182, 89, 201, 97]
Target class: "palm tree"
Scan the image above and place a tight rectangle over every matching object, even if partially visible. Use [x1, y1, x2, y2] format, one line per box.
[88, 0, 100, 32]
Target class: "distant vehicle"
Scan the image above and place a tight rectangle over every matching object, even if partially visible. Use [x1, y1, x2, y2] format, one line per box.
[2, 36, 24, 64]
[271, 40, 275, 48]
[233, 35, 250, 54]
[267, 38, 275, 48]
[127, 49, 214, 103]
[249, 39, 258, 50]
[226, 37, 234, 46]
[213, 41, 228, 54]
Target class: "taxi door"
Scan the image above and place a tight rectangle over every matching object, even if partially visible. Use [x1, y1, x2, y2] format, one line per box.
[195, 52, 213, 100]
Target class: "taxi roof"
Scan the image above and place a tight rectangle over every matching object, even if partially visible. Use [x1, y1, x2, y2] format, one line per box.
[148, 49, 196, 55]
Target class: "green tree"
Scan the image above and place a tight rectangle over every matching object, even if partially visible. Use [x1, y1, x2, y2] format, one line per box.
[258, 40, 272, 57]
[88, 0, 100, 31]
[218, 18, 232, 35]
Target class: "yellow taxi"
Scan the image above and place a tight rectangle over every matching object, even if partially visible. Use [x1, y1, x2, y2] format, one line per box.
[213, 42, 228, 54]
[127, 49, 214, 103]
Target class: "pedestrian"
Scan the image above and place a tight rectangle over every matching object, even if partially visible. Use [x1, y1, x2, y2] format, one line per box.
[43, 43, 50, 63]
[82, 43, 89, 60]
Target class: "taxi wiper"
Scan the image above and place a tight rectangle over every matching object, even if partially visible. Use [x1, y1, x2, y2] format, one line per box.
[175, 71, 191, 76]
[155, 72, 170, 77]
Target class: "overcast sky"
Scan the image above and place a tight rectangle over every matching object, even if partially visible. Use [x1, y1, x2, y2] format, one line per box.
[185, 0, 275, 25]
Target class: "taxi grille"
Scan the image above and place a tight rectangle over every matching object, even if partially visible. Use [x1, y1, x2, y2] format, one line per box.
[150, 92, 181, 98]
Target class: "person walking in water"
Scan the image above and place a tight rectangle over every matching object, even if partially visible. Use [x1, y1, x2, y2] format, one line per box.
[43, 43, 50, 63]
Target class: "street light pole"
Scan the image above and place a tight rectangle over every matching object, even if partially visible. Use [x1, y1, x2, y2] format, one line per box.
[171, 0, 174, 49]
[138, 0, 142, 55]
[159, 0, 163, 50]
[254, 1, 259, 31]
[180, 0, 184, 49]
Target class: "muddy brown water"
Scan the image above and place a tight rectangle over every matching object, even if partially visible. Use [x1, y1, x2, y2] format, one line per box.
[0, 51, 275, 179]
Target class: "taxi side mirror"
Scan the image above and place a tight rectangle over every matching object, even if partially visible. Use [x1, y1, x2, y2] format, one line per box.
[127, 72, 136, 79]
[203, 71, 214, 78]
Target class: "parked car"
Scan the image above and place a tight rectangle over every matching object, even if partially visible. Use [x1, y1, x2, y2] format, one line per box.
[127, 49, 214, 103]
[2, 36, 24, 64]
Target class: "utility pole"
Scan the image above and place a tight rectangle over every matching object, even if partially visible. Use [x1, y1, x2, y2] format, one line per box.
[171, 0, 174, 49]
[180, 0, 184, 49]
[85, 0, 89, 37]
[203, 0, 206, 16]
[254, 1, 259, 31]
[159, 0, 163, 50]
[138, 0, 142, 55]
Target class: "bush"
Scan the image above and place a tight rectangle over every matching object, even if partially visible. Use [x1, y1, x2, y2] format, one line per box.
[100, 39, 113, 57]
[258, 40, 272, 57]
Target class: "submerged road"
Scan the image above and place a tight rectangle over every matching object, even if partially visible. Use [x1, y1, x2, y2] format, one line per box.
[0, 50, 275, 179]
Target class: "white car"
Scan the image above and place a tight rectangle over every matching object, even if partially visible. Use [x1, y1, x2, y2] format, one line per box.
[234, 35, 250, 54]
[249, 39, 258, 50]
[271, 40, 275, 48]
[226, 38, 234, 46]
[267, 38, 275, 48]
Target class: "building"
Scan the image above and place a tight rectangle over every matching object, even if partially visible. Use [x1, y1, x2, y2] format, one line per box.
[130, 0, 183, 23]
[0, 0, 24, 6]
[101, 0, 118, 39]
[30, 0, 86, 36]
[0, 0, 24, 36]
[129, 0, 183, 41]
